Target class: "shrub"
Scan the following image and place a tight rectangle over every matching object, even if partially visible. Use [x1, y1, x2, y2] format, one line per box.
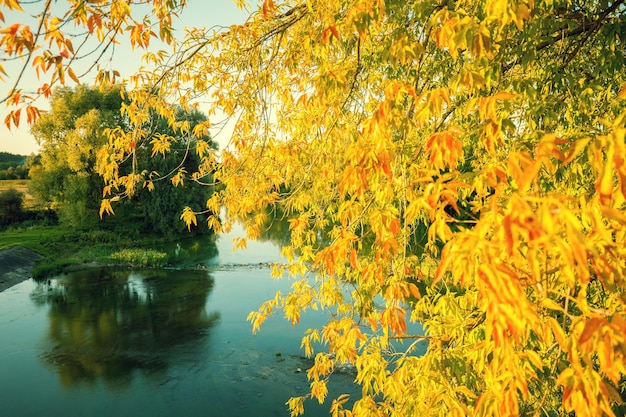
[0, 188, 25, 225]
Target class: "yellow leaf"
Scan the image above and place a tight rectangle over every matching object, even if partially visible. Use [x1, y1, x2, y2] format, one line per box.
[595, 144, 614, 206]
[525, 350, 543, 370]
[67, 67, 80, 84]
[99, 198, 115, 218]
[286, 396, 305, 417]
[547, 317, 568, 350]
[195, 139, 210, 155]
[541, 298, 563, 312]
[562, 138, 590, 164]
[600, 206, 626, 224]
[310, 379, 328, 404]
[179, 206, 197, 231]
[492, 91, 519, 100]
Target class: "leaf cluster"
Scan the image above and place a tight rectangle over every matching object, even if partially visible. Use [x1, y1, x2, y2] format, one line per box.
[0, 0, 187, 127]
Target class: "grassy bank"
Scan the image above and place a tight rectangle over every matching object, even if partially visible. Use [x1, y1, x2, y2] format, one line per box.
[0, 225, 180, 279]
[0, 179, 215, 279]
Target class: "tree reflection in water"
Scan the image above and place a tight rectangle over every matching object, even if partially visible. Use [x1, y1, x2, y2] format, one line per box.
[31, 268, 219, 387]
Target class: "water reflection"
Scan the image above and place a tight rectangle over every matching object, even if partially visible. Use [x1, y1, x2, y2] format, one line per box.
[30, 268, 219, 387]
[251, 209, 292, 248]
[154, 235, 220, 266]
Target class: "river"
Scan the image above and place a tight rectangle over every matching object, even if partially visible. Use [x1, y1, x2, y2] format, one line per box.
[0, 221, 361, 417]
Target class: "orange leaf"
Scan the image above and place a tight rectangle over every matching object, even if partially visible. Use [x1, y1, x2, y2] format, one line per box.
[11, 91, 20, 105]
[619, 82, 626, 99]
[389, 217, 401, 235]
[12, 108, 21, 127]
[579, 317, 605, 345]
[349, 249, 358, 269]
[381, 158, 392, 181]
[4, 113, 12, 130]
[2, 23, 20, 36]
[434, 243, 452, 283]
[262, 0, 275, 17]
[25, 105, 40, 124]
[321, 27, 331, 43]
[408, 283, 421, 299]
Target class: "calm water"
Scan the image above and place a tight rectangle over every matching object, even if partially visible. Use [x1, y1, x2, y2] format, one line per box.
[0, 222, 363, 417]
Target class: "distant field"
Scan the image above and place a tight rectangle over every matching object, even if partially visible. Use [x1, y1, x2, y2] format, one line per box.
[0, 179, 36, 209]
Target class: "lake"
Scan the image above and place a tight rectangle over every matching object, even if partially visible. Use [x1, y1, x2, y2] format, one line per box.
[0, 221, 363, 417]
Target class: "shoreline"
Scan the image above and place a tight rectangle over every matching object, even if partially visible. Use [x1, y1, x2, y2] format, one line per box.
[0, 245, 286, 293]
[0, 246, 43, 292]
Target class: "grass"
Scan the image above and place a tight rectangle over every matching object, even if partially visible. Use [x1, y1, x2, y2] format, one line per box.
[0, 179, 29, 192]
[0, 225, 74, 254]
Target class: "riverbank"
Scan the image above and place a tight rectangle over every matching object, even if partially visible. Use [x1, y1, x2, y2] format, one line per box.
[0, 246, 42, 292]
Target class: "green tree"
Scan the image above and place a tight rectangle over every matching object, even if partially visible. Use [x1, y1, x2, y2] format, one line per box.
[29, 84, 216, 234]
[112, 106, 218, 236]
[0, 187, 24, 225]
[29, 85, 127, 228]
[0, 152, 26, 174]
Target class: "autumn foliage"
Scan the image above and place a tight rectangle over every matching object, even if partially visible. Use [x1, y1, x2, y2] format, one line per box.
[3, 0, 626, 416]
[0, 0, 186, 126]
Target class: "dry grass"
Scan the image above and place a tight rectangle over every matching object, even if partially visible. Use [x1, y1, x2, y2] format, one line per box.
[0, 179, 37, 209]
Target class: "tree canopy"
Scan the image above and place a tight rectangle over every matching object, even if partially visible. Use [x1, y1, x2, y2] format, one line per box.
[29, 85, 127, 227]
[4, 0, 626, 416]
[30, 84, 216, 234]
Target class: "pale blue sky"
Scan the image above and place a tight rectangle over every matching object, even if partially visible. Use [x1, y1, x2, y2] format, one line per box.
[0, 0, 250, 155]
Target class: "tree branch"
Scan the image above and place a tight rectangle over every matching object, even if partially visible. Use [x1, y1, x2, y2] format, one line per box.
[502, 0, 626, 73]
[0, 0, 52, 105]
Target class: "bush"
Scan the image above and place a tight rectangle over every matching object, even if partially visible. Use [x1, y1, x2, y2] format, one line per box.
[0, 188, 25, 225]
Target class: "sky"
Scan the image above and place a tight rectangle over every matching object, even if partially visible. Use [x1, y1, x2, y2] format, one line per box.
[0, 1, 250, 155]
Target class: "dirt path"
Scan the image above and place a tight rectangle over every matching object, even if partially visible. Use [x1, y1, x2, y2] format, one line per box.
[0, 246, 43, 292]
